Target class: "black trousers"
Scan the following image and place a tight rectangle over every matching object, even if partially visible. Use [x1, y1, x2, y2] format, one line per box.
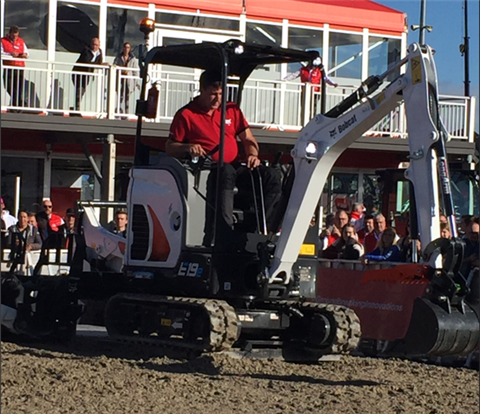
[72, 73, 90, 111]
[3, 68, 25, 107]
[203, 163, 282, 246]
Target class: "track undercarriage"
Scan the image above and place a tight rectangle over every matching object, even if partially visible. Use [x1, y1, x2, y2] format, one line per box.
[102, 293, 362, 360]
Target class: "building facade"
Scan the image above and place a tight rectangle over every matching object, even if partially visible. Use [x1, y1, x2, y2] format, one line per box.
[1, 0, 477, 220]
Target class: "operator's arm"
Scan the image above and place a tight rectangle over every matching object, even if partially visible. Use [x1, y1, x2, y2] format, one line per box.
[165, 138, 206, 159]
[167, 109, 206, 159]
[238, 127, 260, 169]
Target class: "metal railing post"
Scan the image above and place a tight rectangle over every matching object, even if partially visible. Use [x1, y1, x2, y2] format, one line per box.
[107, 65, 117, 119]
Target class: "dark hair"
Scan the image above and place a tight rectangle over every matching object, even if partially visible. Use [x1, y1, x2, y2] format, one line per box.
[9, 26, 19, 34]
[200, 70, 223, 90]
[65, 208, 76, 217]
[123, 42, 131, 48]
[364, 214, 374, 222]
[440, 222, 451, 232]
[17, 209, 28, 216]
[115, 209, 128, 217]
[27, 211, 36, 217]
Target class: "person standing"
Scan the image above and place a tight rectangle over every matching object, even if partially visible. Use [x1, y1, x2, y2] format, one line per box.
[7, 210, 42, 251]
[364, 213, 387, 254]
[71, 37, 104, 111]
[36, 200, 64, 242]
[1, 198, 17, 229]
[113, 42, 139, 114]
[284, 57, 338, 117]
[166, 70, 281, 247]
[1, 26, 29, 109]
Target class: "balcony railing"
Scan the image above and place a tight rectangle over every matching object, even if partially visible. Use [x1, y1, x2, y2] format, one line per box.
[1, 56, 476, 142]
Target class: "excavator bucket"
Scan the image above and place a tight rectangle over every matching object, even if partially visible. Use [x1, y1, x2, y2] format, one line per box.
[392, 297, 479, 357]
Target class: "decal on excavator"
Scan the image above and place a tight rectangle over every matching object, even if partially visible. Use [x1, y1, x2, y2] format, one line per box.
[178, 262, 204, 278]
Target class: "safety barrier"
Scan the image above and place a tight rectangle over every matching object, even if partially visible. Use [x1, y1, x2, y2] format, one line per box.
[1, 248, 70, 276]
[1, 56, 476, 141]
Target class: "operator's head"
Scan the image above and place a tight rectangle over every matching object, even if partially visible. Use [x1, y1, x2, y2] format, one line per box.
[91, 37, 100, 52]
[199, 70, 223, 112]
[9, 26, 19, 41]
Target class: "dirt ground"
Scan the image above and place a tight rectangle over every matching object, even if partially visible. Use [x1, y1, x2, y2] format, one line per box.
[1, 336, 478, 414]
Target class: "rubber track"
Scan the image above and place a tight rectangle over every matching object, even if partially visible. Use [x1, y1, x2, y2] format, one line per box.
[105, 294, 239, 353]
[263, 300, 362, 354]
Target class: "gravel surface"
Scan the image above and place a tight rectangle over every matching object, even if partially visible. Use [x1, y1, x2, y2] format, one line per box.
[1, 337, 478, 414]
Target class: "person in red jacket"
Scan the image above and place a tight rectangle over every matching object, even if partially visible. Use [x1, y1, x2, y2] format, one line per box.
[1, 26, 29, 108]
[285, 57, 338, 119]
[36, 200, 65, 243]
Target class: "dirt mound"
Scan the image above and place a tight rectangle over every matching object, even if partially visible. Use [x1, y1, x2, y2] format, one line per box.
[1, 338, 478, 414]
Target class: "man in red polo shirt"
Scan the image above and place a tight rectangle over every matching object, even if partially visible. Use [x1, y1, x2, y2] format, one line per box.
[1, 26, 29, 108]
[166, 70, 281, 246]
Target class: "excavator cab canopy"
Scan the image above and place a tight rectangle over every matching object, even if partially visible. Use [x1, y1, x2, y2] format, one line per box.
[142, 39, 319, 92]
[134, 39, 319, 164]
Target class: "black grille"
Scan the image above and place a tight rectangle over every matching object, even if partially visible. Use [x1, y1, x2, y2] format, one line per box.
[130, 204, 149, 260]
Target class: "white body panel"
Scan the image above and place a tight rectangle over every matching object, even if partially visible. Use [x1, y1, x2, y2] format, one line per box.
[82, 206, 125, 273]
[270, 43, 447, 281]
[125, 168, 184, 268]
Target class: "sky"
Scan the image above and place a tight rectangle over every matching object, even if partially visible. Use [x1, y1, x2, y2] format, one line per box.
[375, 0, 479, 132]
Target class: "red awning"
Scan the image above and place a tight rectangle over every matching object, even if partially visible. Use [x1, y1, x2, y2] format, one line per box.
[245, 0, 405, 33]
[113, 0, 405, 34]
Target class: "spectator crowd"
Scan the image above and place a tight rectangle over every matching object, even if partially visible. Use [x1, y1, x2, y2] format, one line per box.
[1, 197, 129, 254]
[317, 203, 479, 277]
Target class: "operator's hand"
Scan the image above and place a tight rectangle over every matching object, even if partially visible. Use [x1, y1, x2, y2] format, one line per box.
[11, 52, 19, 57]
[189, 143, 206, 158]
[246, 154, 261, 170]
[19, 53, 28, 59]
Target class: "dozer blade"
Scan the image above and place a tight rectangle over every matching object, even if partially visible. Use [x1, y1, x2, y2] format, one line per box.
[393, 297, 479, 357]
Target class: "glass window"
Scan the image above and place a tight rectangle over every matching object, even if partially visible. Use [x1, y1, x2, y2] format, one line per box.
[287, 27, 323, 73]
[107, 7, 147, 57]
[1, 157, 44, 213]
[4, 0, 48, 50]
[157, 12, 239, 32]
[368, 37, 401, 81]
[363, 174, 381, 214]
[328, 32, 362, 79]
[327, 173, 358, 212]
[56, 2, 100, 53]
[246, 23, 282, 46]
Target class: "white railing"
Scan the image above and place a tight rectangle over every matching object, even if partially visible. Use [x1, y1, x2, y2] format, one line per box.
[1, 56, 476, 142]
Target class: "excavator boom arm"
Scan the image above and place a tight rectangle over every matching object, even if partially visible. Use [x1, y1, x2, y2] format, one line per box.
[270, 43, 448, 282]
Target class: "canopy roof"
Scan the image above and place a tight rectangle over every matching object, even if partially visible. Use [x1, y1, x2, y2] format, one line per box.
[144, 39, 319, 79]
